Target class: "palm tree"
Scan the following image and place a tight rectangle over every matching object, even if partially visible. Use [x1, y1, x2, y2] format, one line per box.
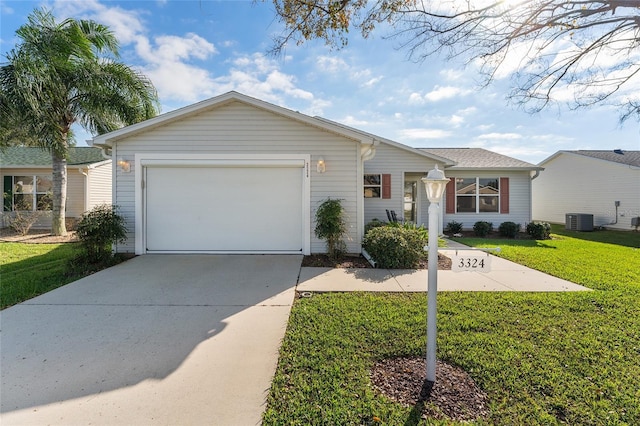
[0, 8, 159, 235]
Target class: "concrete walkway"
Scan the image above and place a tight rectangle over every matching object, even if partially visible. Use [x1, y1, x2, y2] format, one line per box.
[1, 255, 301, 426]
[297, 240, 590, 293]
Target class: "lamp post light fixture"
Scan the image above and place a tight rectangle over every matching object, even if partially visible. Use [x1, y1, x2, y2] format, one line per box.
[421, 165, 450, 383]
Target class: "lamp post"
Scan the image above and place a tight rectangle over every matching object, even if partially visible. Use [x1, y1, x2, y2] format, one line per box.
[421, 165, 450, 383]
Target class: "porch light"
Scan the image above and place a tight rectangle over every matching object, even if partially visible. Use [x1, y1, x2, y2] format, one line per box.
[117, 157, 131, 173]
[317, 157, 326, 173]
[420, 165, 450, 385]
[422, 165, 449, 203]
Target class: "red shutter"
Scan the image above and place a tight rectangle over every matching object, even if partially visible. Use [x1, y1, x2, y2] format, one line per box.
[445, 177, 455, 214]
[382, 174, 391, 199]
[500, 177, 509, 214]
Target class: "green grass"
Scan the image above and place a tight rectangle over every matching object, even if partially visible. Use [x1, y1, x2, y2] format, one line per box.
[453, 227, 640, 292]
[264, 228, 640, 425]
[1, 242, 84, 309]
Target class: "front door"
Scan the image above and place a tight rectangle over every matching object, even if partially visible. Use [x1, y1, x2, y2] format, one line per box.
[404, 181, 417, 223]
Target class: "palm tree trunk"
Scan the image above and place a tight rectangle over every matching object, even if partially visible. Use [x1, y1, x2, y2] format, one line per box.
[51, 152, 67, 236]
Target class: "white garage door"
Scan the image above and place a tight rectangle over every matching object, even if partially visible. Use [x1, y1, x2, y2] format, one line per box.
[144, 162, 305, 253]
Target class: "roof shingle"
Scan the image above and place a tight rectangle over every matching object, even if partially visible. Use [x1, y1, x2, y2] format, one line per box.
[419, 148, 541, 170]
[0, 147, 107, 167]
[565, 150, 640, 167]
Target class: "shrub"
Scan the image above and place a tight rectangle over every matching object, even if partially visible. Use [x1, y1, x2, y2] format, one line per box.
[365, 218, 387, 235]
[362, 225, 428, 268]
[75, 204, 127, 263]
[473, 221, 493, 237]
[447, 220, 463, 234]
[526, 221, 552, 240]
[315, 198, 347, 260]
[7, 211, 42, 236]
[498, 221, 520, 238]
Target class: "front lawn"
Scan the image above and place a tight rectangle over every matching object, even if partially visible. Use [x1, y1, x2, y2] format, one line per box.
[452, 226, 640, 291]
[1, 242, 85, 309]
[263, 228, 640, 425]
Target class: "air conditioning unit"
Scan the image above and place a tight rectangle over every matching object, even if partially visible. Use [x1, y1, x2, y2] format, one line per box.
[565, 213, 594, 231]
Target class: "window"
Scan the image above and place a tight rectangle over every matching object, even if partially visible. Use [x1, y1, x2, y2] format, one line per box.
[3, 175, 53, 212]
[364, 174, 381, 198]
[455, 177, 499, 213]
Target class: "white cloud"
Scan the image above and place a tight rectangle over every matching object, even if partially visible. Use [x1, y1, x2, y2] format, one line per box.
[424, 85, 471, 102]
[53, 0, 145, 46]
[476, 124, 494, 131]
[439, 68, 464, 81]
[316, 55, 382, 87]
[340, 115, 370, 126]
[136, 33, 217, 102]
[399, 128, 453, 139]
[316, 56, 348, 73]
[476, 132, 523, 140]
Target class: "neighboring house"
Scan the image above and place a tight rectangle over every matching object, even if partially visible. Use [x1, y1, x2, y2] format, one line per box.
[1, 147, 112, 229]
[91, 91, 541, 255]
[533, 150, 640, 230]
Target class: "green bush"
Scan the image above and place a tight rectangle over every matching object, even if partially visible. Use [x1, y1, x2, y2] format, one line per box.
[473, 221, 493, 237]
[315, 198, 347, 260]
[75, 204, 127, 263]
[365, 218, 387, 235]
[362, 225, 428, 268]
[526, 221, 552, 240]
[447, 220, 463, 234]
[498, 221, 520, 238]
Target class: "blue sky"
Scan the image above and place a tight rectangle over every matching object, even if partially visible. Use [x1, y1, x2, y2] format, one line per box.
[2, 0, 639, 164]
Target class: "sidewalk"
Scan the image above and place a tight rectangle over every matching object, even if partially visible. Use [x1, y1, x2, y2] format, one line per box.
[297, 240, 590, 293]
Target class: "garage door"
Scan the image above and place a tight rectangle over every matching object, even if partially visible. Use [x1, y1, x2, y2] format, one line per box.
[144, 161, 305, 253]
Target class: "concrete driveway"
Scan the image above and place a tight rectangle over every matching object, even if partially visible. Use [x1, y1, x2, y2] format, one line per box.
[1, 254, 301, 426]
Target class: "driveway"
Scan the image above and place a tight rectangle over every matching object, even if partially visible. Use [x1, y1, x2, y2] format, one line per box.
[1, 254, 301, 425]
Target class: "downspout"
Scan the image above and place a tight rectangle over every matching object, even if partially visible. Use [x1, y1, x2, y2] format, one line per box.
[529, 169, 542, 224]
[359, 139, 379, 258]
[79, 167, 89, 213]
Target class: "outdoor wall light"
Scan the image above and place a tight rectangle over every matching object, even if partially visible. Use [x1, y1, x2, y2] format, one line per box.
[117, 157, 131, 173]
[317, 157, 326, 173]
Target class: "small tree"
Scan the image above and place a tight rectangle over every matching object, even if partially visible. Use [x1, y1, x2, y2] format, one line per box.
[314, 198, 347, 260]
[75, 204, 127, 262]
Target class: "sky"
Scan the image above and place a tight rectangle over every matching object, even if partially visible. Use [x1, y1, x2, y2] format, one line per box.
[2, 0, 640, 165]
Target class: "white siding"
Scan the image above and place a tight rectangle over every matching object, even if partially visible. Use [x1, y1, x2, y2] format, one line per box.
[363, 143, 443, 227]
[87, 161, 112, 210]
[113, 100, 360, 254]
[443, 171, 533, 231]
[1, 167, 86, 229]
[533, 153, 640, 230]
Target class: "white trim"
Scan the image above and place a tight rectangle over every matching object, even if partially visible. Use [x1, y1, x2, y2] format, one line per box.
[134, 153, 311, 255]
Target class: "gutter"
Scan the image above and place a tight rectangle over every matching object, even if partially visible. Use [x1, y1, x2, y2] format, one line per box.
[87, 139, 112, 159]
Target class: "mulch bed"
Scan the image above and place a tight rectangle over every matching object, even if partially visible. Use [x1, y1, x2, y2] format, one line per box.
[0, 228, 78, 244]
[371, 356, 489, 422]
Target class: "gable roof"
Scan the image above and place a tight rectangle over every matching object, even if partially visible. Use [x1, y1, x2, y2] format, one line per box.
[419, 148, 543, 170]
[540, 150, 640, 168]
[91, 91, 377, 147]
[313, 116, 455, 165]
[0, 147, 109, 167]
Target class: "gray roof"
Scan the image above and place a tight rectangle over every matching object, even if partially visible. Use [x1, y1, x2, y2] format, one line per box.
[562, 150, 640, 167]
[419, 148, 542, 170]
[0, 147, 107, 167]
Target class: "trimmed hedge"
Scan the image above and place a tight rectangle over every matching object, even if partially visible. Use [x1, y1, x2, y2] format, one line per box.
[362, 225, 428, 268]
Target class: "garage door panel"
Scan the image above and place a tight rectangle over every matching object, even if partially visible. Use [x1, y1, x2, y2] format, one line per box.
[145, 166, 303, 252]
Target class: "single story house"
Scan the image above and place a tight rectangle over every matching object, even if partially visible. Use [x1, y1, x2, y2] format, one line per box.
[532, 150, 640, 230]
[91, 91, 542, 255]
[1, 147, 112, 229]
